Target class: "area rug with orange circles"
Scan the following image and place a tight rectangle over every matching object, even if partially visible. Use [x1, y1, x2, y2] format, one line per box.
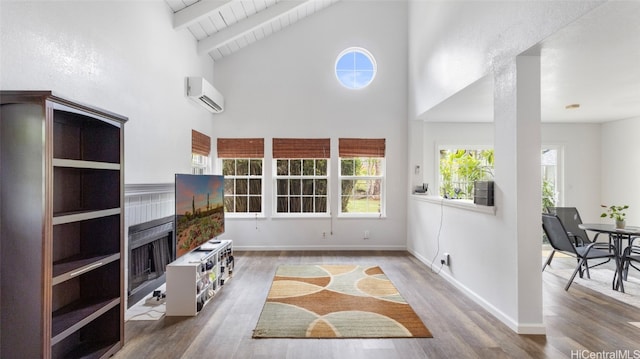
[252, 264, 432, 338]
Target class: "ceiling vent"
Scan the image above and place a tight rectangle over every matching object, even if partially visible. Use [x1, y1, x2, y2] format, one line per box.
[187, 77, 224, 113]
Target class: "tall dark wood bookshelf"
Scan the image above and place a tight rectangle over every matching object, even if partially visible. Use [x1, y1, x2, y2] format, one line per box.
[1, 91, 127, 359]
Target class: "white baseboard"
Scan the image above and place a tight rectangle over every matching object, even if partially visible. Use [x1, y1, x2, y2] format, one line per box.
[233, 245, 407, 251]
[407, 248, 546, 335]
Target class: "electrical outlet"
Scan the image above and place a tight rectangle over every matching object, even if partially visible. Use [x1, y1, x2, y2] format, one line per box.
[364, 230, 370, 240]
[440, 253, 450, 266]
[322, 232, 326, 239]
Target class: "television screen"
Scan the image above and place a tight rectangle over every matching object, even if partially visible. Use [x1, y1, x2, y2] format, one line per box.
[174, 174, 225, 258]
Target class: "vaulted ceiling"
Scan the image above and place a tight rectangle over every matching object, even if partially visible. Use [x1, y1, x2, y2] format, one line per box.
[165, 0, 339, 61]
[421, 1, 640, 123]
[167, 1, 639, 124]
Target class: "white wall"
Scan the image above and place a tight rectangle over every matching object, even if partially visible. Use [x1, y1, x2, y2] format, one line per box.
[542, 123, 603, 221]
[0, 0, 215, 184]
[601, 117, 640, 224]
[211, 0, 408, 250]
[406, 0, 605, 334]
[409, 121, 602, 331]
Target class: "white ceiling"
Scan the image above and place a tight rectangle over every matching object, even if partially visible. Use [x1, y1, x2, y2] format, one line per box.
[423, 1, 640, 123]
[165, 0, 338, 61]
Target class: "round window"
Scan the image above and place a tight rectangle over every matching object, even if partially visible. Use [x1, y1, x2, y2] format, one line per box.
[335, 47, 376, 89]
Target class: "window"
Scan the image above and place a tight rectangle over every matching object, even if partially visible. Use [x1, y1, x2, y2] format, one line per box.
[438, 147, 494, 200]
[218, 138, 264, 215]
[192, 154, 209, 174]
[542, 147, 561, 211]
[339, 138, 385, 216]
[335, 47, 377, 89]
[192, 130, 211, 174]
[273, 138, 330, 216]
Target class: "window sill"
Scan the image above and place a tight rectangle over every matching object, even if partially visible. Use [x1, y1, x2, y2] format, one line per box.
[225, 213, 266, 219]
[337, 214, 386, 219]
[271, 214, 332, 219]
[410, 194, 496, 215]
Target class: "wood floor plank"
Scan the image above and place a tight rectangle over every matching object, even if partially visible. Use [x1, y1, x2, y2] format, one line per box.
[114, 251, 640, 358]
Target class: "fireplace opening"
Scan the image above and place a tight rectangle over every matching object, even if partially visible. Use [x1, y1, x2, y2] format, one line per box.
[128, 216, 174, 307]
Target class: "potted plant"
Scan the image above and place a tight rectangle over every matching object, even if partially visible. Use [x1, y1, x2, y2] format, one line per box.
[601, 204, 629, 229]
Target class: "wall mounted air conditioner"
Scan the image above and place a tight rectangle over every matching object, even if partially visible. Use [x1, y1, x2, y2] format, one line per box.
[186, 77, 225, 113]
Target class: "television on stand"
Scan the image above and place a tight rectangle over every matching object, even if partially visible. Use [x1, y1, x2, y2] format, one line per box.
[174, 174, 225, 258]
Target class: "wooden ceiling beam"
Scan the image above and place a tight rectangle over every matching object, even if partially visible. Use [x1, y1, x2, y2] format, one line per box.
[197, 0, 310, 55]
[173, 0, 234, 30]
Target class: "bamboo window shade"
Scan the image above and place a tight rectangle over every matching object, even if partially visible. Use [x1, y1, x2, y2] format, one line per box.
[217, 138, 264, 158]
[192, 130, 211, 156]
[339, 138, 386, 157]
[272, 138, 330, 158]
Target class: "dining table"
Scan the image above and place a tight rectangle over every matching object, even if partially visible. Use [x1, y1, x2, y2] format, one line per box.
[579, 223, 640, 293]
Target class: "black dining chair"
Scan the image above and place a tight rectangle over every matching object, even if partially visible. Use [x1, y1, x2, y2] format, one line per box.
[542, 213, 618, 291]
[622, 238, 640, 281]
[546, 207, 607, 244]
[546, 207, 611, 267]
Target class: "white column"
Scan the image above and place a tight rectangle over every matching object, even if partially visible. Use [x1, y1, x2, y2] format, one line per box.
[494, 55, 544, 334]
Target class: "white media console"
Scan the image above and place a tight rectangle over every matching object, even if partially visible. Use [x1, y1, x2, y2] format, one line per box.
[166, 239, 233, 316]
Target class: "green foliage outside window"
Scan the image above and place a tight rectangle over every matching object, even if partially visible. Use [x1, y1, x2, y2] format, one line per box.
[223, 158, 263, 213]
[276, 159, 328, 213]
[542, 178, 556, 212]
[439, 149, 494, 199]
[340, 158, 383, 213]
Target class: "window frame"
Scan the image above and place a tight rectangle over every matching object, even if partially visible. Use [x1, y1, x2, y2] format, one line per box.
[192, 153, 211, 174]
[542, 145, 564, 209]
[191, 130, 212, 174]
[219, 157, 265, 218]
[272, 158, 330, 218]
[436, 144, 494, 202]
[217, 138, 265, 218]
[335, 47, 377, 90]
[338, 156, 386, 218]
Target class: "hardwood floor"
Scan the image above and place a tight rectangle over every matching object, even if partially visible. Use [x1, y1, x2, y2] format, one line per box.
[114, 251, 640, 359]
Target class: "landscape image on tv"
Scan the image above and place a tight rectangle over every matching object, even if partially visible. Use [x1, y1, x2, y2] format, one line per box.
[175, 174, 225, 258]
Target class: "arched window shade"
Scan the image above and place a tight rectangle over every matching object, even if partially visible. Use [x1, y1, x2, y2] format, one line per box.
[217, 138, 264, 158]
[272, 138, 330, 159]
[192, 130, 211, 156]
[339, 138, 385, 158]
